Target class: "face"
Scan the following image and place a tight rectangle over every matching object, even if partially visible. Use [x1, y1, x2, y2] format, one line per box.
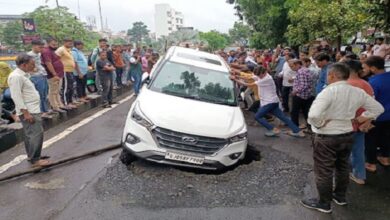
[77, 44, 84, 50]
[48, 40, 58, 49]
[316, 60, 326, 68]
[327, 71, 336, 84]
[100, 52, 107, 60]
[21, 59, 36, 72]
[32, 45, 44, 53]
[99, 41, 107, 48]
[64, 41, 73, 48]
[362, 63, 373, 76]
[283, 49, 290, 56]
[291, 63, 300, 71]
[299, 53, 307, 59]
[359, 54, 367, 63]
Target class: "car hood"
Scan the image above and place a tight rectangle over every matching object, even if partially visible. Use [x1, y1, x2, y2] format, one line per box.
[137, 89, 246, 139]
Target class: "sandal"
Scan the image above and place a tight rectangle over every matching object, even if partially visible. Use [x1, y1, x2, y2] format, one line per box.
[365, 163, 377, 173]
[31, 159, 51, 168]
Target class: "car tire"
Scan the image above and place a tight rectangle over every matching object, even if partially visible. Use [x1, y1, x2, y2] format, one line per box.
[119, 149, 137, 165]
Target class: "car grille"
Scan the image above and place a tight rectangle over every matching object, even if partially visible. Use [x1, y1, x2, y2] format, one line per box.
[152, 127, 228, 155]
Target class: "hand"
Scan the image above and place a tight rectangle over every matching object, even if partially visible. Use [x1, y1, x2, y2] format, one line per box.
[229, 75, 236, 80]
[288, 79, 294, 83]
[23, 111, 35, 124]
[291, 91, 297, 96]
[355, 116, 370, 124]
[358, 120, 375, 133]
[78, 74, 84, 79]
[53, 76, 60, 81]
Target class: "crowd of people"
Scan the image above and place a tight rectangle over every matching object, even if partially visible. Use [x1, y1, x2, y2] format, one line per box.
[1, 37, 158, 167]
[221, 37, 389, 213]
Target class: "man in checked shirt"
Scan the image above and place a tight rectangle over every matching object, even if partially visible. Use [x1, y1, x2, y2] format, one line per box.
[289, 59, 314, 129]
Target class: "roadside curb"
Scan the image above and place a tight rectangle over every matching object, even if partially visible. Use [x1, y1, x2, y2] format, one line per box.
[0, 85, 132, 153]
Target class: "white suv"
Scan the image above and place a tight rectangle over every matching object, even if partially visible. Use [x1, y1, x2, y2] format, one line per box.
[120, 47, 248, 170]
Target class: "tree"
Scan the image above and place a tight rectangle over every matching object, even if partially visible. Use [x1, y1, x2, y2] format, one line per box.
[286, 0, 370, 49]
[227, 0, 290, 48]
[366, 0, 390, 34]
[0, 6, 100, 51]
[111, 38, 128, 45]
[228, 21, 252, 46]
[127, 22, 150, 46]
[199, 31, 228, 52]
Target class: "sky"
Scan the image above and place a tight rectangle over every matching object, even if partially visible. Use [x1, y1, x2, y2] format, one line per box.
[1, 0, 238, 33]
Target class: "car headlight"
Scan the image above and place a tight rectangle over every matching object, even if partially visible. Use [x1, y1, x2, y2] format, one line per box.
[229, 132, 247, 143]
[131, 103, 153, 128]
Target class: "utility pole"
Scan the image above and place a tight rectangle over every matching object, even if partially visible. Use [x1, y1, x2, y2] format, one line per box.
[55, 0, 59, 8]
[98, 0, 104, 31]
[77, 0, 81, 19]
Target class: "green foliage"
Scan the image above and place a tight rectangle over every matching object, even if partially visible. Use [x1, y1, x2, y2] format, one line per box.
[228, 0, 289, 48]
[199, 31, 228, 52]
[366, 0, 390, 33]
[229, 21, 252, 46]
[127, 22, 150, 45]
[0, 6, 101, 51]
[286, 0, 370, 48]
[111, 38, 128, 45]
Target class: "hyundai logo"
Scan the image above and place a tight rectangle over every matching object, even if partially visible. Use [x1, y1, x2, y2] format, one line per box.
[182, 136, 197, 144]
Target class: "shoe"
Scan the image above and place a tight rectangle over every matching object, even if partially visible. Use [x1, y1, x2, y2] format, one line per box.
[41, 113, 53, 119]
[365, 163, 377, 173]
[31, 159, 51, 168]
[102, 103, 112, 108]
[265, 129, 281, 137]
[109, 101, 119, 105]
[287, 131, 305, 138]
[300, 198, 332, 213]
[350, 173, 365, 185]
[54, 108, 67, 113]
[332, 194, 348, 206]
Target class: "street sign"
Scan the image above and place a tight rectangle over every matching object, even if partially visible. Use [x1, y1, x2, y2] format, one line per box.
[21, 18, 36, 32]
[21, 35, 41, 45]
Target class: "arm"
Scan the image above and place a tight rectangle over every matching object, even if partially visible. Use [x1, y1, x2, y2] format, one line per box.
[307, 90, 331, 128]
[45, 62, 60, 80]
[8, 76, 34, 123]
[72, 51, 83, 78]
[356, 92, 384, 123]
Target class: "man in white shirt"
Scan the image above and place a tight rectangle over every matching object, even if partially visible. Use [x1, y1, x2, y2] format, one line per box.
[232, 66, 305, 138]
[278, 52, 296, 112]
[7, 54, 50, 168]
[301, 63, 384, 214]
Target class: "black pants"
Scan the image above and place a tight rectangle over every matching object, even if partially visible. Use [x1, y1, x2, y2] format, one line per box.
[365, 120, 390, 164]
[313, 134, 353, 204]
[116, 67, 124, 86]
[99, 72, 113, 104]
[282, 86, 292, 112]
[75, 75, 87, 98]
[291, 95, 314, 127]
[248, 100, 260, 113]
[62, 72, 74, 105]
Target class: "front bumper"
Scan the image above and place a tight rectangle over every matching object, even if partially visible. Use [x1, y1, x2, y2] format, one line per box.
[122, 119, 248, 170]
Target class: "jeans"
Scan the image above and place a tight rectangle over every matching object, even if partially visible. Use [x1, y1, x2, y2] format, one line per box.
[133, 72, 142, 95]
[313, 134, 353, 204]
[20, 114, 44, 163]
[30, 75, 49, 113]
[254, 102, 300, 133]
[350, 132, 366, 180]
[282, 86, 292, 112]
[75, 75, 87, 98]
[62, 72, 74, 105]
[365, 120, 390, 164]
[115, 67, 124, 86]
[291, 95, 314, 127]
[99, 72, 113, 104]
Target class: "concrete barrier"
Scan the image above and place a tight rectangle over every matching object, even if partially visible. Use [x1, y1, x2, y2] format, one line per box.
[0, 85, 132, 153]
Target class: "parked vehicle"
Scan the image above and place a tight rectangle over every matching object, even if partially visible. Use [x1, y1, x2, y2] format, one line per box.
[120, 46, 248, 170]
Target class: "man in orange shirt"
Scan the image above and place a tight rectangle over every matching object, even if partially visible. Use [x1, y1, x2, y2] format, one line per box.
[113, 45, 125, 87]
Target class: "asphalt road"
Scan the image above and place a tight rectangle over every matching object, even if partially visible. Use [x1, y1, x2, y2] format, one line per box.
[0, 93, 389, 220]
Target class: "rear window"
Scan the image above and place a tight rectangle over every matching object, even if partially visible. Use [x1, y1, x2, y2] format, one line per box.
[176, 53, 222, 66]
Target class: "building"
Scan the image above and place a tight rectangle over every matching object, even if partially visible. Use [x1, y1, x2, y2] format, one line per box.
[0, 15, 22, 26]
[154, 4, 184, 39]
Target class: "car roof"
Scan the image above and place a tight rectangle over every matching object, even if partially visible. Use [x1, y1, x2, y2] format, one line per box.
[166, 46, 229, 73]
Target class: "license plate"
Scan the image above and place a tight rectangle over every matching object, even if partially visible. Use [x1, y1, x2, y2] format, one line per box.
[165, 152, 205, 165]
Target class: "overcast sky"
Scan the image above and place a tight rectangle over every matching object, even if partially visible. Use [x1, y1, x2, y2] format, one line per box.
[1, 0, 238, 33]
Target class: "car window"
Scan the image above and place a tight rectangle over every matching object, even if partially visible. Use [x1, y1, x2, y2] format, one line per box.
[150, 61, 237, 106]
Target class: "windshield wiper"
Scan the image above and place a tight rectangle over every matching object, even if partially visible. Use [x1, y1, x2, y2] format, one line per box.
[162, 90, 200, 100]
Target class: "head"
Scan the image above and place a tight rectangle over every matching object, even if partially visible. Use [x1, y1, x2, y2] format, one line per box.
[289, 59, 303, 71]
[344, 60, 363, 77]
[99, 38, 108, 48]
[363, 55, 385, 76]
[46, 37, 58, 49]
[285, 52, 295, 61]
[299, 51, 309, 59]
[253, 66, 267, 78]
[99, 50, 108, 60]
[359, 53, 367, 63]
[315, 53, 331, 68]
[16, 54, 35, 72]
[375, 37, 384, 45]
[283, 47, 291, 56]
[63, 38, 73, 48]
[238, 52, 247, 63]
[302, 58, 312, 68]
[336, 51, 346, 62]
[74, 40, 84, 50]
[31, 39, 44, 53]
[327, 63, 350, 84]
[366, 44, 374, 51]
[145, 53, 151, 58]
[115, 45, 122, 52]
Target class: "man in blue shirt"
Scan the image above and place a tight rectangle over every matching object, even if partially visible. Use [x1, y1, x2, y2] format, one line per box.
[72, 41, 89, 102]
[314, 53, 331, 95]
[363, 56, 390, 171]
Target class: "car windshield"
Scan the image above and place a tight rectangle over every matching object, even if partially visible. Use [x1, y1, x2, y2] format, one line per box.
[150, 61, 237, 106]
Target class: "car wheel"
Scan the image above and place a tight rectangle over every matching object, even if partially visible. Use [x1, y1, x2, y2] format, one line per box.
[119, 149, 137, 165]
